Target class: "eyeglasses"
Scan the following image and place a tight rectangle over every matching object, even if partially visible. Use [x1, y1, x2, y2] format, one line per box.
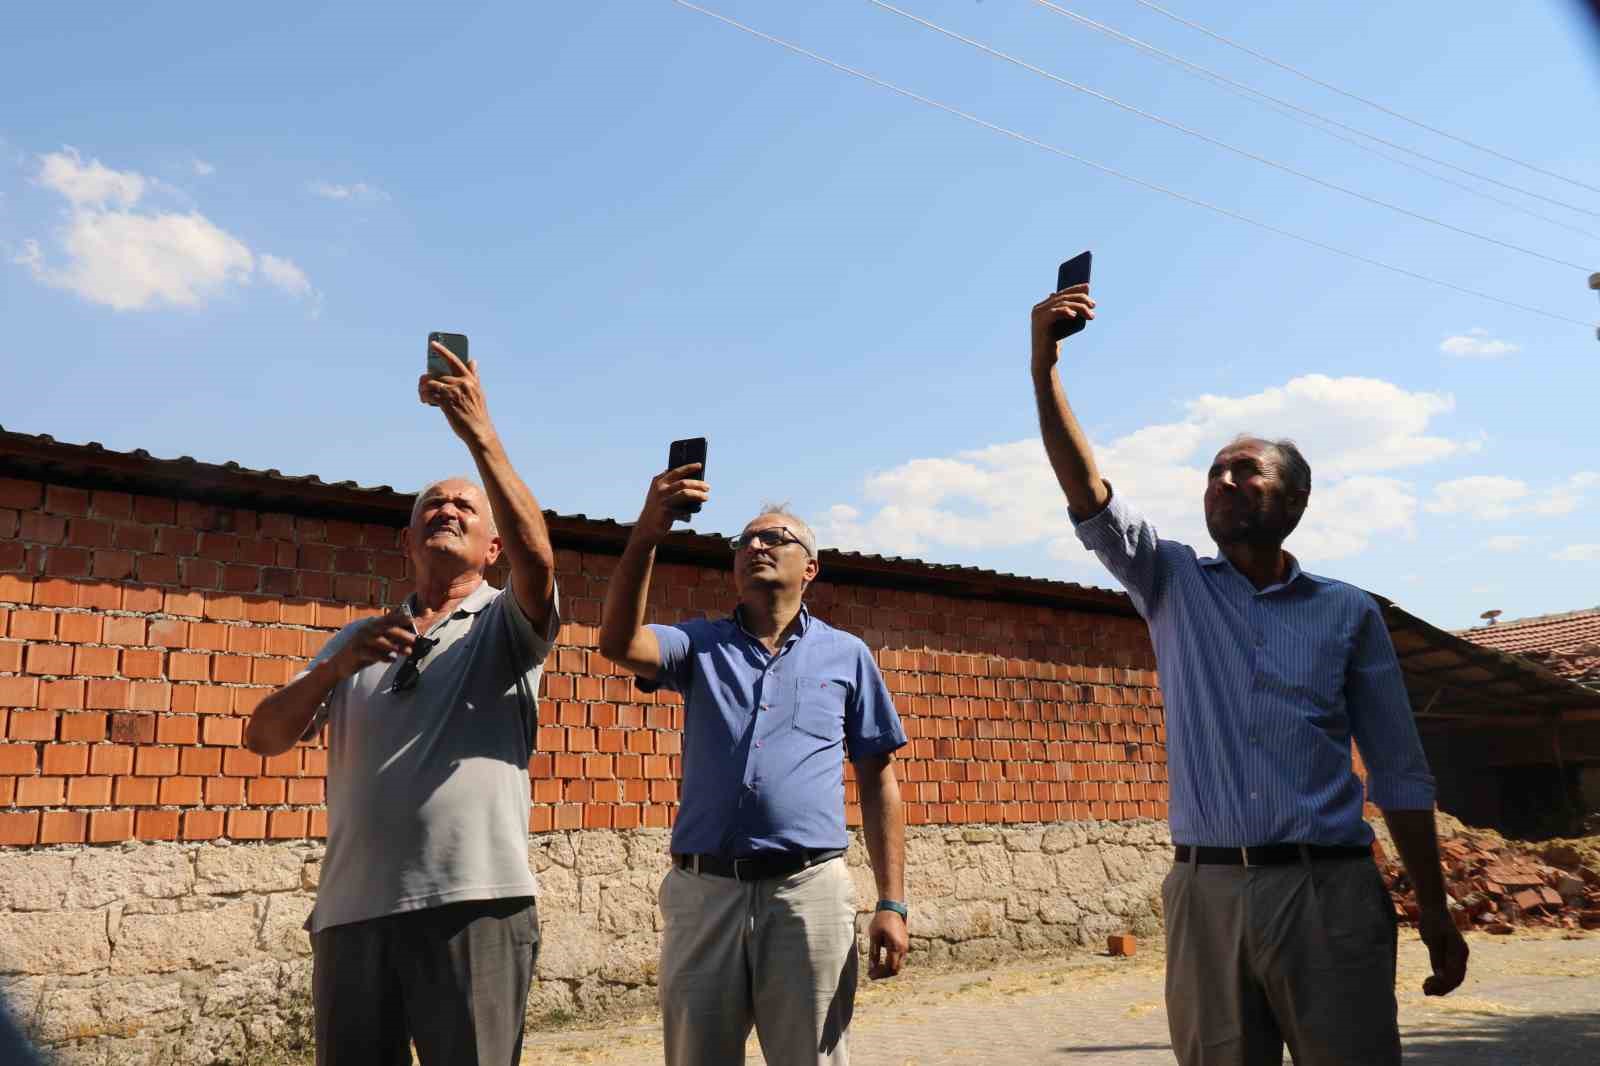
[727, 527, 809, 554]
[391, 635, 439, 693]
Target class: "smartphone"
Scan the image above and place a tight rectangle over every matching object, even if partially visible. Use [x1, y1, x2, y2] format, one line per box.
[427, 332, 469, 377]
[667, 437, 708, 517]
[1050, 252, 1093, 341]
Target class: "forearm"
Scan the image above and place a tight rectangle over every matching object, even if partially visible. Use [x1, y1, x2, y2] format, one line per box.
[598, 531, 660, 664]
[245, 659, 343, 756]
[1382, 808, 1448, 913]
[1031, 361, 1109, 518]
[468, 433, 555, 582]
[858, 763, 906, 900]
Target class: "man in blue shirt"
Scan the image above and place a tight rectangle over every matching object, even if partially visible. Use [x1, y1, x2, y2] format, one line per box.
[600, 465, 909, 1066]
[1029, 281, 1467, 1065]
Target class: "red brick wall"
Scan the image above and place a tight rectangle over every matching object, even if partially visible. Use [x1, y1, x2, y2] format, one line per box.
[0, 475, 1168, 847]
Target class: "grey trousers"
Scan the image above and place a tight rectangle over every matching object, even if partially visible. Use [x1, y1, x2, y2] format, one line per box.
[1162, 855, 1400, 1066]
[310, 896, 539, 1066]
[658, 857, 859, 1066]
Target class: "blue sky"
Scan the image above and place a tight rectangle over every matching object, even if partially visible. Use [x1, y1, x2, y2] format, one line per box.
[3, 0, 1597, 631]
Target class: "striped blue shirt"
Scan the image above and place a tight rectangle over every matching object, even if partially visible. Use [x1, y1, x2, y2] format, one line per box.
[1074, 488, 1435, 847]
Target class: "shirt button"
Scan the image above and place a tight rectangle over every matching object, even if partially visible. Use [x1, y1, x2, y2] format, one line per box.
[1250, 791, 1258, 800]
[755, 740, 762, 748]
[1249, 735, 1258, 744]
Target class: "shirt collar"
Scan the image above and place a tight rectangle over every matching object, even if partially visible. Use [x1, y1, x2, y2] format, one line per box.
[408, 577, 497, 619]
[732, 602, 812, 644]
[1198, 551, 1320, 595]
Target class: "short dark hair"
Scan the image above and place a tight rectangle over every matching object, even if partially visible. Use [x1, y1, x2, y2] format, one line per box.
[1228, 434, 1311, 497]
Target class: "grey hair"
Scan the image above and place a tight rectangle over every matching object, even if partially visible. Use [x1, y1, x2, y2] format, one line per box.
[1228, 435, 1311, 497]
[751, 501, 817, 558]
[411, 476, 497, 533]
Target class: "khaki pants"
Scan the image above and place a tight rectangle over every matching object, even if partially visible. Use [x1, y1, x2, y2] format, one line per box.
[658, 856, 858, 1066]
[1162, 855, 1400, 1066]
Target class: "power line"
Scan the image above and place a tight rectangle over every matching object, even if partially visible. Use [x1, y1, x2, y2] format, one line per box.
[1030, 0, 1600, 227]
[1127, 0, 1600, 198]
[870, 1, 1593, 273]
[668, 0, 1594, 330]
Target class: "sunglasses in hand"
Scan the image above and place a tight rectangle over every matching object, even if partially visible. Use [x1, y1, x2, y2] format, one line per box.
[391, 635, 439, 693]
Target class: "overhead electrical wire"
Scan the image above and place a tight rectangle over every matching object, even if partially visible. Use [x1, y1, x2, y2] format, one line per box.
[1126, 0, 1600, 198]
[868, 1, 1594, 274]
[1030, 0, 1600, 226]
[668, 0, 1595, 330]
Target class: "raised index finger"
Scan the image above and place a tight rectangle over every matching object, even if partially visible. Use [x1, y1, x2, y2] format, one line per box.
[429, 340, 471, 378]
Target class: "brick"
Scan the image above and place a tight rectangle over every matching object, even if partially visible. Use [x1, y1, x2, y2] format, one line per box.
[252, 658, 295, 686]
[16, 776, 65, 805]
[9, 709, 56, 741]
[0, 745, 38, 774]
[287, 778, 324, 805]
[136, 810, 182, 841]
[45, 547, 90, 577]
[26, 643, 73, 675]
[44, 485, 89, 516]
[34, 578, 80, 607]
[39, 679, 83, 710]
[90, 744, 134, 775]
[130, 681, 170, 711]
[226, 627, 265, 654]
[147, 618, 189, 648]
[0, 574, 34, 606]
[156, 716, 199, 745]
[168, 652, 211, 681]
[262, 750, 300, 776]
[56, 613, 100, 644]
[89, 809, 135, 843]
[136, 554, 181, 585]
[120, 585, 163, 614]
[102, 615, 147, 646]
[164, 590, 204, 617]
[159, 776, 202, 804]
[0, 810, 40, 844]
[9, 610, 56, 640]
[78, 582, 120, 611]
[228, 809, 267, 839]
[87, 679, 130, 710]
[113, 521, 157, 553]
[73, 645, 119, 676]
[188, 622, 228, 651]
[202, 593, 243, 621]
[91, 550, 135, 581]
[180, 746, 222, 776]
[202, 716, 245, 747]
[110, 712, 157, 744]
[268, 809, 308, 839]
[212, 655, 252, 683]
[0, 676, 40, 708]
[67, 775, 112, 805]
[115, 776, 159, 805]
[135, 747, 179, 776]
[183, 809, 225, 840]
[121, 649, 164, 678]
[0, 478, 43, 510]
[223, 748, 262, 776]
[42, 743, 89, 775]
[39, 810, 87, 844]
[0, 638, 16, 673]
[205, 776, 245, 805]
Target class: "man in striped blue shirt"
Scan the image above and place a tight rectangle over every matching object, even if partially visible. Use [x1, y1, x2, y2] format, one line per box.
[1029, 281, 1467, 1065]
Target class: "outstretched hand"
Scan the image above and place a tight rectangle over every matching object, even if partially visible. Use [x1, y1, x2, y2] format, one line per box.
[419, 341, 495, 447]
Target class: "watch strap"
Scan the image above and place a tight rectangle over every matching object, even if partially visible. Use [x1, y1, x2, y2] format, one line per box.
[875, 898, 909, 919]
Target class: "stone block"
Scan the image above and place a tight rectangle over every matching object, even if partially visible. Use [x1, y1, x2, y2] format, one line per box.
[0, 853, 72, 910]
[112, 899, 260, 974]
[68, 846, 193, 908]
[0, 910, 110, 975]
[259, 893, 315, 957]
[194, 843, 303, 894]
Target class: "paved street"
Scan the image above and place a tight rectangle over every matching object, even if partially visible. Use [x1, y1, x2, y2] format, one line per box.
[520, 931, 1600, 1065]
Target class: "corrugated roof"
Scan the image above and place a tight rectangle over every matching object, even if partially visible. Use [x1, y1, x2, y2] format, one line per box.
[0, 426, 1135, 614]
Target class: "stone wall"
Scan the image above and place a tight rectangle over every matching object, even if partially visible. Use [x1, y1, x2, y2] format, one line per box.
[0, 821, 1172, 1064]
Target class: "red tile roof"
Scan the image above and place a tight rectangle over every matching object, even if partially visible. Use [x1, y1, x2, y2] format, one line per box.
[1457, 607, 1600, 687]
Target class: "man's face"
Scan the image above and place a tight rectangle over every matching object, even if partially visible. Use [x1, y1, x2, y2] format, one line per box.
[1203, 441, 1305, 548]
[732, 514, 817, 599]
[404, 479, 500, 577]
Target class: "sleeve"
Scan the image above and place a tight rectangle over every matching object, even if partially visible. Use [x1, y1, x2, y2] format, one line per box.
[845, 642, 909, 760]
[1346, 598, 1436, 810]
[1070, 482, 1173, 618]
[500, 579, 562, 669]
[633, 622, 696, 694]
[293, 621, 362, 741]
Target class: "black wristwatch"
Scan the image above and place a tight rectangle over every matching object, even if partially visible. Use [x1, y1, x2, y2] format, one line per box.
[875, 899, 909, 919]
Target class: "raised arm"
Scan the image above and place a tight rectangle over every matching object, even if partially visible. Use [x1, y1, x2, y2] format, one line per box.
[1031, 285, 1111, 519]
[598, 463, 709, 677]
[420, 342, 556, 631]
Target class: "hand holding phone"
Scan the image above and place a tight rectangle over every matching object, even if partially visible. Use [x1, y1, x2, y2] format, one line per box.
[1048, 252, 1093, 342]
[427, 332, 469, 377]
[666, 438, 708, 517]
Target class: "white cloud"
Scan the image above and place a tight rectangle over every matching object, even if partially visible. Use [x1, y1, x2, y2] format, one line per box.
[192, 159, 215, 177]
[1483, 535, 1532, 553]
[1428, 471, 1597, 521]
[1439, 328, 1519, 358]
[1552, 544, 1600, 562]
[308, 180, 388, 203]
[37, 148, 146, 207]
[17, 147, 314, 311]
[817, 374, 1458, 565]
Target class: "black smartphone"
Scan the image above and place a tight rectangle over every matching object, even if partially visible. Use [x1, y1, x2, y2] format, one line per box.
[1050, 252, 1093, 341]
[427, 332, 469, 376]
[667, 437, 708, 517]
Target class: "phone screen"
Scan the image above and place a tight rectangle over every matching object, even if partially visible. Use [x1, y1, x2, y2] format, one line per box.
[1050, 252, 1093, 341]
[667, 438, 708, 516]
[427, 332, 469, 376]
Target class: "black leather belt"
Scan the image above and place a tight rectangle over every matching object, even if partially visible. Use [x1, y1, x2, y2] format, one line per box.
[1175, 844, 1374, 866]
[673, 848, 845, 882]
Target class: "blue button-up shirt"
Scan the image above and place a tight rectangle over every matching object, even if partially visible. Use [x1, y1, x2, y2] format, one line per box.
[1075, 489, 1435, 848]
[642, 606, 907, 857]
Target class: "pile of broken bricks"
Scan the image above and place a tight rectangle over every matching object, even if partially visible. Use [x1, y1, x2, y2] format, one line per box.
[1378, 836, 1600, 935]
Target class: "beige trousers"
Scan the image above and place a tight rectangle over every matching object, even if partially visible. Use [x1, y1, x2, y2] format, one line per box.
[1163, 855, 1401, 1066]
[658, 856, 858, 1066]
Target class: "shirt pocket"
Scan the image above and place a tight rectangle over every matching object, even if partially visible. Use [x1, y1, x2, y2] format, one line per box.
[793, 676, 847, 742]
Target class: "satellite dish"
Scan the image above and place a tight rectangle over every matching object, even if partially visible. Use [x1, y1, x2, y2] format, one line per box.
[1480, 609, 1503, 625]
